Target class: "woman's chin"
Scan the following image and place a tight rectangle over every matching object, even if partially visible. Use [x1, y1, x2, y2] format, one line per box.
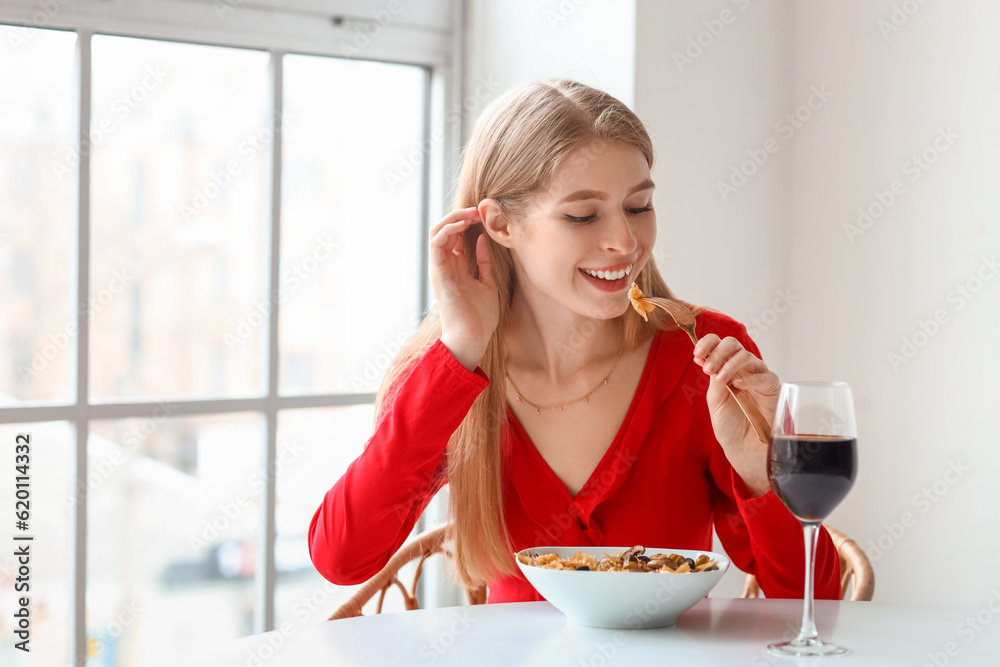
[590, 297, 631, 320]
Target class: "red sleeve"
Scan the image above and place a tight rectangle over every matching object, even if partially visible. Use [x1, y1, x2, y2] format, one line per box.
[307, 339, 489, 585]
[702, 313, 842, 600]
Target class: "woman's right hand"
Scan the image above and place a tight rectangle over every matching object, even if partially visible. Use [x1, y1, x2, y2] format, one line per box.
[430, 206, 500, 371]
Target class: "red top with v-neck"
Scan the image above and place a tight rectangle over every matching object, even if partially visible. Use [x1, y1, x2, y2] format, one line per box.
[308, 310, 842, 602]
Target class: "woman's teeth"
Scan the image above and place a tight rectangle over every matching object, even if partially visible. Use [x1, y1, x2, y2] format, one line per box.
[583, 265, 632, 281]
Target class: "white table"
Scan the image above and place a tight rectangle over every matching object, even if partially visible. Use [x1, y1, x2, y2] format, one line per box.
[224, 598, 1000, 666]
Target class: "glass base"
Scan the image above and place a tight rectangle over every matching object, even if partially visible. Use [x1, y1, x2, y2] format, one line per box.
[768, 638, 850, 657]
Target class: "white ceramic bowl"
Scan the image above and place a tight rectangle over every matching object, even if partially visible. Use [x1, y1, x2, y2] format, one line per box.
[515, 545, 730, 629]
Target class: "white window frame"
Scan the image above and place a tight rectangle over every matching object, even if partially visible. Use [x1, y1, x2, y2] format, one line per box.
[0, 0, 464, 660]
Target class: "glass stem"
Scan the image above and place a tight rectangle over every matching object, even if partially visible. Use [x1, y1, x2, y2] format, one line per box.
[796, 522, 820, 644]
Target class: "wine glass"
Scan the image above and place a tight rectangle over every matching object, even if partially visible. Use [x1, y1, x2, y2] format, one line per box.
[767, 381, 858, 657]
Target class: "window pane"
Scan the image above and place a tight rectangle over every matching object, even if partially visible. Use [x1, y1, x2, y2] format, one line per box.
[89, 36, 269, 401]
[88, 412, 263, 665]
[280, 56, 424, 395]
[0, 27, 76, 405]
[274, 406, 415, 627]
[0, 422, 71, 664]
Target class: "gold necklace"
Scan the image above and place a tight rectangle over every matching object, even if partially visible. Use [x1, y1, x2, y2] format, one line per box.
[505, 339, 627, 416]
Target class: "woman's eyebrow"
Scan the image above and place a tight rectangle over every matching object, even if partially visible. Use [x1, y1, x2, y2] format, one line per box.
[557, 179, 656, 204]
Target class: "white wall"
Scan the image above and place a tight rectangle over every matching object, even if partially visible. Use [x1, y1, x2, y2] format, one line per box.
[463, 0, 636, 132]
[633, 0, 794, 376]
[464, 0, 1000, 606]
[788, 0, 1000, 607]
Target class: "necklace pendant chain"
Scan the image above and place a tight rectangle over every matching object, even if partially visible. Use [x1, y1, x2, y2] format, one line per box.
[505, 337, 626, 415]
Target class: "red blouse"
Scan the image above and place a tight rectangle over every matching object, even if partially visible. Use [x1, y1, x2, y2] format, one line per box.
[309, 311, 841, 602]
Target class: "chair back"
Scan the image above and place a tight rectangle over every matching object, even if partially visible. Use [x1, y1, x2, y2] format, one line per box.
[741, 525, 874, 601]
[328, 523, 486, 621]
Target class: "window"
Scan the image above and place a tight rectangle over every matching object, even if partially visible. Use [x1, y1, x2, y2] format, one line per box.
[0, 27, 75, 405]
[0, 2, 455, 663]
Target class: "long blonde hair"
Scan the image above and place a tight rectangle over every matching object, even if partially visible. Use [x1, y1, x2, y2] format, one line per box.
[376, 79, 681, 587]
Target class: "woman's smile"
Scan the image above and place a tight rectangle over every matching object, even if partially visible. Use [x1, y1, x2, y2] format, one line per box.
[579, 262, 634, 292]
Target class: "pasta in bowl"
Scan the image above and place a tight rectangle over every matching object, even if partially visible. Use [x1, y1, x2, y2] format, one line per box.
[514, 545, 730, 629]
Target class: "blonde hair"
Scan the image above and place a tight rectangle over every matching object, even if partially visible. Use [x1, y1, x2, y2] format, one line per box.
[376, 79, 683, 587]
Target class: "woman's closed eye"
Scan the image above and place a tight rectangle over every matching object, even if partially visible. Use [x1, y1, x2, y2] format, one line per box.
[565, 206, 653, 224]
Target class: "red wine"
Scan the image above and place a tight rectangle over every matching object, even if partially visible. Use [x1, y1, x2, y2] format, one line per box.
[768, 434, 857, 523]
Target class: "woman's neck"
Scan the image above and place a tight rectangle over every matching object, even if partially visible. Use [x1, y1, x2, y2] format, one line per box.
[506, 291, 624, 384]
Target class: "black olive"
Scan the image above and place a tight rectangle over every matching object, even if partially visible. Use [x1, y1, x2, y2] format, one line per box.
[637, 555, 650, 563]
[682, 557, 696, 569]
[576, 565, 590, 571]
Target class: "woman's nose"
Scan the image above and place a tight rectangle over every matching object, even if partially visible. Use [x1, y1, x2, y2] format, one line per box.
[602, 210, 638, 254]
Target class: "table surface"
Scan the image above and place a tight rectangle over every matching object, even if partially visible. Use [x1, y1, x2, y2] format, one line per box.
[224, 598, 1000, 666]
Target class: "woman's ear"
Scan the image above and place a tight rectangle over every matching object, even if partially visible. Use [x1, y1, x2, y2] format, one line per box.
[478, 199, 514, 248]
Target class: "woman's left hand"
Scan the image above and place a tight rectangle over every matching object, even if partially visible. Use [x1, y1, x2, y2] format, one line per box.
[693, 334, 781, 497]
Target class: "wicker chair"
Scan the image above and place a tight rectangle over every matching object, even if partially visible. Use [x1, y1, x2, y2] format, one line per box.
[328, 523, 486, 620]
[741, 525, 875, 601]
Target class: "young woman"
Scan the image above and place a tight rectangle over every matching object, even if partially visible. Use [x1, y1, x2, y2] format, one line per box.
[309, 79, 841, 602]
